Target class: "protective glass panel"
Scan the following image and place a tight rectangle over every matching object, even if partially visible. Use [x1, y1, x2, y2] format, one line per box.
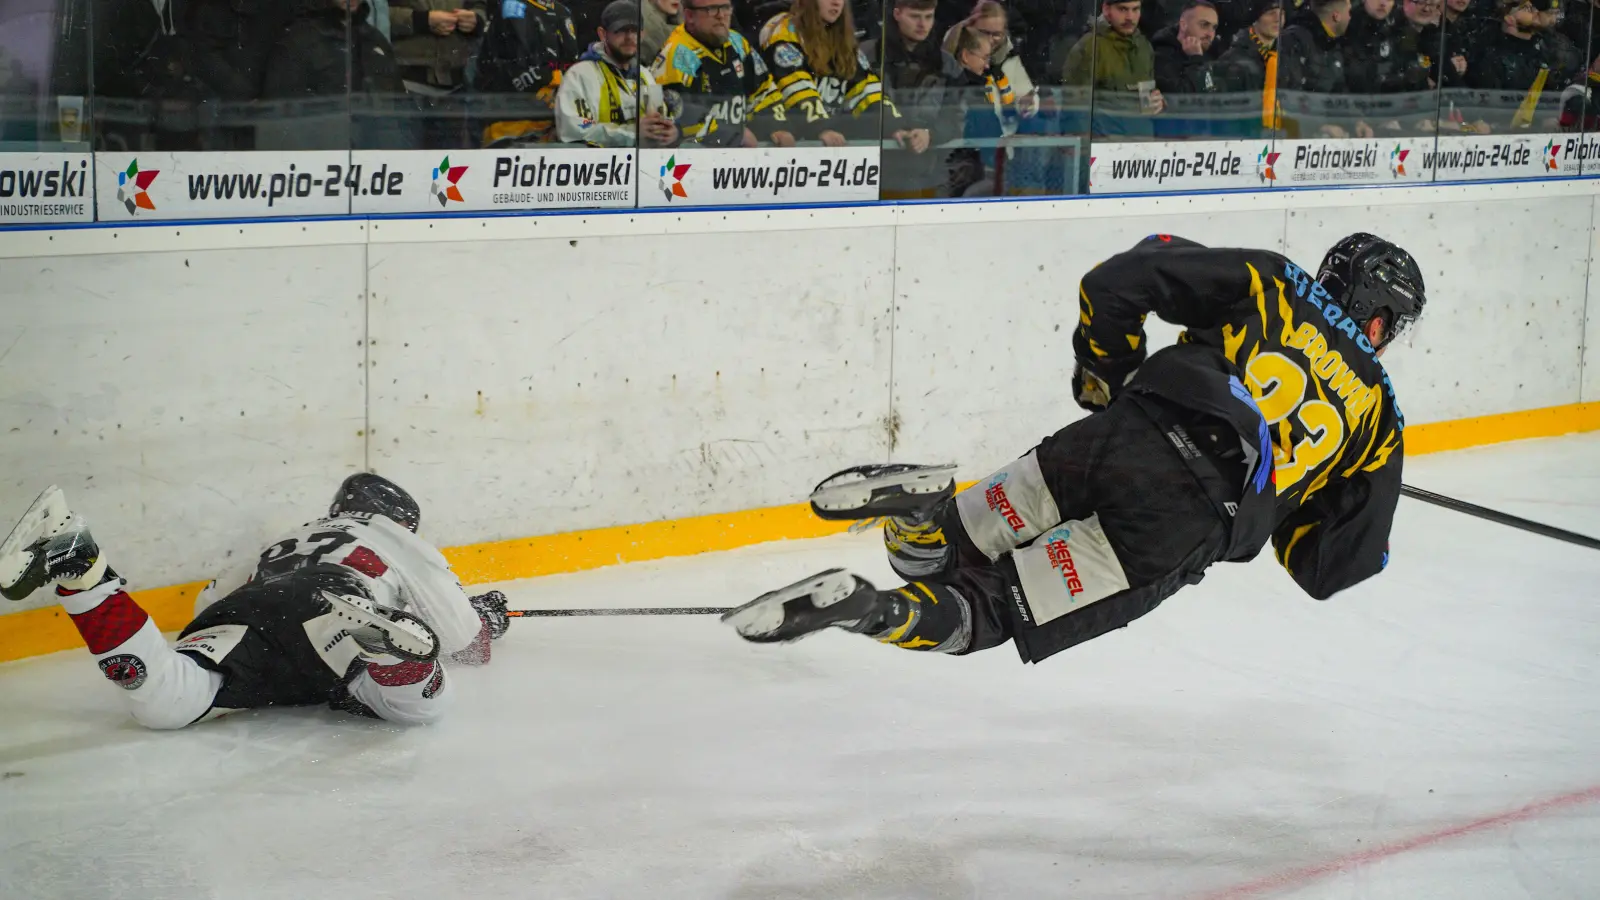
[0, 0, 90, 224]
[1082, 0, 1272, 194]
[876, 0, 1089, 199]
[1269, 0, 1443, 189]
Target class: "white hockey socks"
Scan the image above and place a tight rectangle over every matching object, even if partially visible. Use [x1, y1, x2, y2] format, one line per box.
[58, 579, 223, 730]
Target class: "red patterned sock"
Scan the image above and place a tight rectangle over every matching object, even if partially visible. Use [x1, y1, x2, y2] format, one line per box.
[63, 589, 152, 655]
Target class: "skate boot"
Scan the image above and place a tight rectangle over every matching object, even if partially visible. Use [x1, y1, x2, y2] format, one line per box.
[722, 568, 894, 643]
[0, 486, 113, 602]
[809, 463, 958, 532]
[297, 562, 441, 664]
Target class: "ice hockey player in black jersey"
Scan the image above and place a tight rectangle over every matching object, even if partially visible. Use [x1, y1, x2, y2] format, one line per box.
[0, 474, 511, 729]
[724, 233, 1424, 665]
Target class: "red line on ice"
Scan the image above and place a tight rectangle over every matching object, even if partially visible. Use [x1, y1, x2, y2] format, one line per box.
[1196, 784, 1600, 900]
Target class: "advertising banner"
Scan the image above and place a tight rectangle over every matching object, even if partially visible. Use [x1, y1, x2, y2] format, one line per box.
[94, 151, 353, 220]
[635, 146, 880, 207]
[1427, 133, 1568, 182]
[1270, 137, 1434, 187]
[350, 148, 636, 214]
[0, 153, 93, 224]
[1087, 139, 1272, 193]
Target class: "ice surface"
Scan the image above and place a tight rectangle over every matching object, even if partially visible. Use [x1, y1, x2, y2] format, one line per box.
[2, 435, 1598, 900]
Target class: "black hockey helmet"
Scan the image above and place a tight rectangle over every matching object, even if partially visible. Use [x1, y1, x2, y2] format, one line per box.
[1316, 233, 1426, 351]
[329, 472, 421, 532]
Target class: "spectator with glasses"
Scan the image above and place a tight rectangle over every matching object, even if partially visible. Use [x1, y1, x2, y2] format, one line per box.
[653, 0, 797, 145]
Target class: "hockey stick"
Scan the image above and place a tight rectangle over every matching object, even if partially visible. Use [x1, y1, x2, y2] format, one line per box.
[1402, 484, 1600, 551]
[506, 606, 732, 618]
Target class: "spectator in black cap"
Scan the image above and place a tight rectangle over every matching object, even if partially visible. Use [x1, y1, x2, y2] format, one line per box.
[1218, 0, 1281, 92]
[1467, 0, 1580, 128]
[555, 0, 681, 145]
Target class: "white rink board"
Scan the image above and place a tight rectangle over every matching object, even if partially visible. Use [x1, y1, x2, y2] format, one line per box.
[0, 242, 368, 604]
[889, 209, 1283, 479]
[364, 226, 896, 543]
[0, 180, 1596, 596]
[1282, 196, 1592, 425]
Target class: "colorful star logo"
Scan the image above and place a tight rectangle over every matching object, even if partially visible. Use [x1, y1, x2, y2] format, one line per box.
[1257, 146, 1279, 183]
[1544, 140, 1561, 171]
[116, 160, 159, 214]
[431, 156, 468, 206]
[658, 155, 690, 201]
[1390, 145, 1409, 177]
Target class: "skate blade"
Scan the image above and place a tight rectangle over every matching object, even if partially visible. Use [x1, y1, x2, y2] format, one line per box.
[0, 486, 71, 593]
[721, 567, 857, 641]
[322, 591, 440, 662]
[810, 464, 957, 516]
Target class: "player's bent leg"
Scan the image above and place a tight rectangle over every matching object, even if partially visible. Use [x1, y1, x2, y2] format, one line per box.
[58, 572, 225, 730]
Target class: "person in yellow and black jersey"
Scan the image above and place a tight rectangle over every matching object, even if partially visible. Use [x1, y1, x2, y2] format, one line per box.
[757, 0, 897, 144]
[652, 0, 796, 146]
[1072, 233, 1425, 600]
[722, 232, 1425, 670]
[474, 0, 585, 146]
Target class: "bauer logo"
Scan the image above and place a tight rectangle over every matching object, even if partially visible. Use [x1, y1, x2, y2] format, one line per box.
[98, 654, 148, 690]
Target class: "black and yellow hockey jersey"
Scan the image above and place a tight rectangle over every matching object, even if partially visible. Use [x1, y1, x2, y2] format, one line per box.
[651, 24, 787, 146]
[1076, 234, 1404, 601]
[756, 12, 894, 140]
[474, 0, 583, 145]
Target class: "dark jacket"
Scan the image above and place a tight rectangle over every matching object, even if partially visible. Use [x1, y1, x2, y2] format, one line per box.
[388, 0, 491, 87]
[1152, 24, 1227, 93]
[1344, 7, 1429, 93]
[262, 2, 402, 98]
[1277, 14, 1352, 93]
[1217, 25, 1274, 91]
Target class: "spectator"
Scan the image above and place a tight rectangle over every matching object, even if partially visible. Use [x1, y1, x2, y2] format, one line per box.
[556, 0, 679, 145]
[388, 1, 488, 148]
[758, 0, 899, 144]
[941, 20, 1012, 193]
[1468, 0, 1577, 126]
[260, 0, 410, 149]
[1278, 0, 1354, 93]
[1153, 0, 1227, 94]
[1062, 0, 1165, 116]
[1345, 0, 1426, 94]
[652, 0, 796, 145]
[1393, 0, 1454, 89]
[864, 0, 955, 197]
[1218, 0, 1281, 92]
[641, 0, 685, 64]
[474, 0, 584, 146]
[959, 0, 1042, 114]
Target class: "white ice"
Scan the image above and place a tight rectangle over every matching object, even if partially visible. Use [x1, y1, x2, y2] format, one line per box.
[2, 434, 1598, 900]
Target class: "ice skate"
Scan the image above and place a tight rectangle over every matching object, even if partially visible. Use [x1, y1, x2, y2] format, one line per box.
[722, 568, 888, 643]
[1, 486, 111, 601]
[808, 463, 958, 531]
[322, 590, 441, 663]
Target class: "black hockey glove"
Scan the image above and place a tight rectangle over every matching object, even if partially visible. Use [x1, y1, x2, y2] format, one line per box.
[1071, 330, 1143, 412]
[469, 591, 510, 640]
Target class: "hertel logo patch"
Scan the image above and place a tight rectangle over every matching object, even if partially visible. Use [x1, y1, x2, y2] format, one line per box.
[984, 472, 1026, 533]
[1043, 528, 1085, 597]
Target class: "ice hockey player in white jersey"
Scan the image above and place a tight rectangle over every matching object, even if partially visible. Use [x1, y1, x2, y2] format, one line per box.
[0, 474, 510, 730]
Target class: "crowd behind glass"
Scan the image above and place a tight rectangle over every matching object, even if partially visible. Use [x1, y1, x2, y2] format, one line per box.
[1, 0, 1594, 198]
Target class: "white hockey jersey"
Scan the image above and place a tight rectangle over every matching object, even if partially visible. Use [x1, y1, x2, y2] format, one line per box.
[195, 512, 482, 658]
